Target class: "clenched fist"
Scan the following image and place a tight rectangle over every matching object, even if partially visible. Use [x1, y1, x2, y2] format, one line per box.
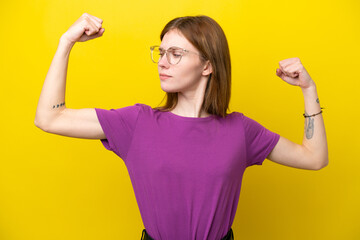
[61, 13, 105, 44]
[276, 57, 315, 89]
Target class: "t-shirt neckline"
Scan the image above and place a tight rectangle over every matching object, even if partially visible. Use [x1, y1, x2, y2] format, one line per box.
[164, 110, 217, 121]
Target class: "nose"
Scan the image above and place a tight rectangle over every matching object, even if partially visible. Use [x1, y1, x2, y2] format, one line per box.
[158, 53, 170, 68]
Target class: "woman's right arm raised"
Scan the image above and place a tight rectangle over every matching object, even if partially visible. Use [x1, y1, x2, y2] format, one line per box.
[34, 13, 106, 139]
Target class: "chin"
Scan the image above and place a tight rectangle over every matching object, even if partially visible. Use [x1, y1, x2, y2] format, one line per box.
[161, 88, 178, 93]
[160, 83, 180, 93]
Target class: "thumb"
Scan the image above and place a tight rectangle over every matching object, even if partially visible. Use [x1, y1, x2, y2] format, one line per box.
[276, 68, 299, 86]
[95, 28, 105, 37]
[276, 68, 283, 77]
[87, 28, 105, 40]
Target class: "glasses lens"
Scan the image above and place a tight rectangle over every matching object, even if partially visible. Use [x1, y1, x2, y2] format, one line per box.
[150, 46, 183, 64]
[168, 49, 182, 65]
[151, 46, 161, 63]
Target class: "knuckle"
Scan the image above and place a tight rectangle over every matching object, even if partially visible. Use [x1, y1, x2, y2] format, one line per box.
[81, 16, 89, 23]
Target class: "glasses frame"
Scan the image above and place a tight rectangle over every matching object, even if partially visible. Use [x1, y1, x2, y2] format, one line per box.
[150, 45, 203, 65]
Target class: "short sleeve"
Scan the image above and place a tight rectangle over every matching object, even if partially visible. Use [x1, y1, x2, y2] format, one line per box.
[241, 114, 280, 167]
[94, 103, 142, 161]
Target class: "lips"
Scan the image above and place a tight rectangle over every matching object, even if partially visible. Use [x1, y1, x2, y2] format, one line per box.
[159, 73, 171, 77]
[159, 73, 172, 80]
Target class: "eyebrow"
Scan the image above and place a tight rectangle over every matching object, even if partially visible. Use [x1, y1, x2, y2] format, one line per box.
[159, 46, 183, 51]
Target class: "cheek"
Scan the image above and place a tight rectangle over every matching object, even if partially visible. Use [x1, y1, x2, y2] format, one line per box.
[177, 62, 203, 82]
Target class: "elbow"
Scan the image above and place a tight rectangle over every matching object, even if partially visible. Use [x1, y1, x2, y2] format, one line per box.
[34, 118, 41, 128]
[302, 144, 328, 171]
[303, 146, 328, 171]
[34, 118, 50, 132]
[313, 157, 329, 170]
[34, 111, 45, 130]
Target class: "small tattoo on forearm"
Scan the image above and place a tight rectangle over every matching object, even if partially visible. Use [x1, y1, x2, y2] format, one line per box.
[316, 98, 320, 104]
[305, 114, 314, 139]
[53, 102, 65, 109]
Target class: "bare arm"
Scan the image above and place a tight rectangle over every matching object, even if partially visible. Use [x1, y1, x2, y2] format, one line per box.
[267, 58, 328, 170]
[34, 13, 106, 139]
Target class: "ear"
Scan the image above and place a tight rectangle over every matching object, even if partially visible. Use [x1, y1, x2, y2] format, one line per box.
[202, 60, 213, 76]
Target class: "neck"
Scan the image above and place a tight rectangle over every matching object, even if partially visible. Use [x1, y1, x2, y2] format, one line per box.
[171, 90, 210, 118]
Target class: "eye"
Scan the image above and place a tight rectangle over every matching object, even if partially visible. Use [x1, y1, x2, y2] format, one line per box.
[171, 50, 182, 58]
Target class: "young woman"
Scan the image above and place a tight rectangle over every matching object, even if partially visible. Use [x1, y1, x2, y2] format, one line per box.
[35, 13, 328, 240]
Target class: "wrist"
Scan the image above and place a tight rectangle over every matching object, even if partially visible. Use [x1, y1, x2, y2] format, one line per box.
[59, 35, 76, 49]
[301, 82, 317, 95]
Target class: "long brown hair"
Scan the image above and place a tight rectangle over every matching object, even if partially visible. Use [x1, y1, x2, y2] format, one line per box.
[153, 15, 232, 118]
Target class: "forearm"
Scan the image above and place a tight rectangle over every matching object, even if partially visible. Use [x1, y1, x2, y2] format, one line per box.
[301, 84, 328, 168]
[34, 37, 75, 127]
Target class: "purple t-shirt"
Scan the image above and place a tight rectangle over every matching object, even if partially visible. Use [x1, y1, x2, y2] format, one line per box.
[95, 103, 280, 240]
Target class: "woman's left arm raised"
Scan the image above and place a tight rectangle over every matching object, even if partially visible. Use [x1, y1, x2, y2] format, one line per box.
[267, 57, 328, 170]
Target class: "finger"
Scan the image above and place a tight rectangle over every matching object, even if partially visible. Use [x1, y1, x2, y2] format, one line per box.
[277, 68, 297, 83]
[279, 62, 287, 73]
[81, 14, 100, 35]
[282, 61, 295, 70]
[91, 15, 103, 24]
[279, 59, 293, 69]
[280, 75, 299, 86]
[85, 28, 105, 40]
[88, 15, 103, 29]
[276, 68, 286, 78]
[286, 65, 301, 77]
[84, 13, 103, 24]
[282, 67, 298, 77]
[283, 59, 302, 73]
[84, 19, 100, 35]
[279, 65, 297, 78]
[279, 59, 299, 73]
[82, 13, 103, 24]
[278, 66, 291, 77]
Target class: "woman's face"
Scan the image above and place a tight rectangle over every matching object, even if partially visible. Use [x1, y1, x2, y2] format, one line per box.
[158, 29, 210, 93]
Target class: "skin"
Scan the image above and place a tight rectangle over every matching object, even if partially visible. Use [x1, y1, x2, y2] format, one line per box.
[158, 29, 212, 118]
[158, 31, 328, 170]
[35, 12, 328, 170]
[268, 58, 328, 170]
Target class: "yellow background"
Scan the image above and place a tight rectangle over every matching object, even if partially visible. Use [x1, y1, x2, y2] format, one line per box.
[1, 0, 359, 239]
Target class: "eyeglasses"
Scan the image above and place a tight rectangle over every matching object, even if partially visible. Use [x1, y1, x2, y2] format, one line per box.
[150, 45, 203, 65]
